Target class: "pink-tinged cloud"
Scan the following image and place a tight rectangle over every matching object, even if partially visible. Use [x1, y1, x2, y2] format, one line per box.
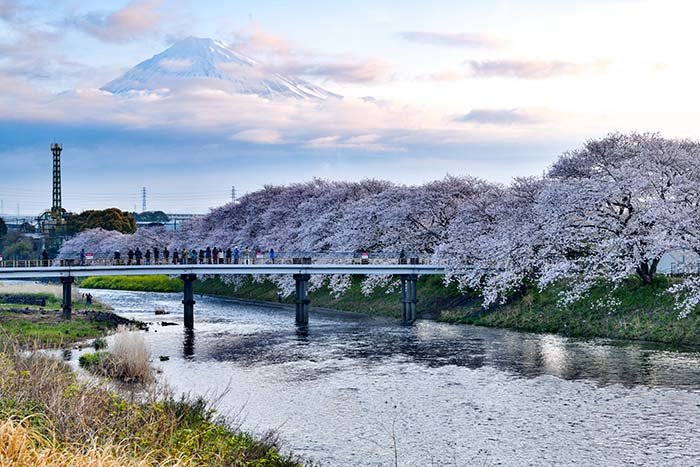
[230, 27, 392, 84]
[68, 0, 164, 43]
[231, 128, 283, 144]
[398, 31, 503, 48]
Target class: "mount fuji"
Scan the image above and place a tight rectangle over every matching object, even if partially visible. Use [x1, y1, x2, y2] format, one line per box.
[101, 36, 341, 100]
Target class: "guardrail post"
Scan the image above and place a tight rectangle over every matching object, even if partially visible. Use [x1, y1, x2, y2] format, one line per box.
[293, 273, 311, 326]
[400, 274, 418, 325]
[61, 276, 74, 320]
[181, 274, 196, 329]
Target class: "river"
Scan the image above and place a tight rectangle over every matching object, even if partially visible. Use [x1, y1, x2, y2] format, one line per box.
[69, 289, 700, 466]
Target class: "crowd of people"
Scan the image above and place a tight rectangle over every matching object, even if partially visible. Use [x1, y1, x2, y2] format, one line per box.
[110, 246, 277, 266]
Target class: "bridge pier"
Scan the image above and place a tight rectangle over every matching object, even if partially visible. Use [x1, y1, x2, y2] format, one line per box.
[181, 274, 196, 329]
[61, 276, 74, 320]
[293, 273, 311, 326]
[400, 274, 418, 325]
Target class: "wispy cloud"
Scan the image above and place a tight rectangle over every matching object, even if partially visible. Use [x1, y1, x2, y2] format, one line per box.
[231, 128, 283, 144]
[456, 108, 545, 125]
[464, 59, 609, 79]
[67, 0, 164, 43]
[425, 59, 609, 81]
[229, 27, 392, 84]
[398, 31, 502, 48]
[273, 59, 392, 84]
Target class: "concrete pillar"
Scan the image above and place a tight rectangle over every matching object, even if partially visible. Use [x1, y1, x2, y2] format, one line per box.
[401, 274, 418, 325]
[294, 273, 311, 326]
[61, 276, 74, 320]
[181, 274, 196, 329]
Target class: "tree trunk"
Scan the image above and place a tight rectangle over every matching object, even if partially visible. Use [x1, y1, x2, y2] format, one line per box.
[636, 259, 660, 284]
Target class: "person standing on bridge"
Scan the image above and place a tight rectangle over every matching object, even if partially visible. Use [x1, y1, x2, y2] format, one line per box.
[145, 248, 151, 265]
[79, 248, 85, 266]
[41, 249, 49, 267]
[172, 249, 179, 264]
[153, 246, 160, 265]
[198, 249, 204, 264]
[213, 247, 219, 264]
[205, 246, 212, 264]
[181, 248, 187, 265]
[233, 247, 240, 264]
[127, 248, 134, 266]
[189, 249, 198, 265]
[269, 248, 276, 264]
[114, 250, 121, 266]
[163, 246, 170, 264]
[225, 247, 232, 264]
[135, 247, 143, 265]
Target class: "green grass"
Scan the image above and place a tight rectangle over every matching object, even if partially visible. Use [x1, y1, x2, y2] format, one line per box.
[80, 275, 183, 292]
[443, 276, 700, 346]
[0, 311, 117, 346]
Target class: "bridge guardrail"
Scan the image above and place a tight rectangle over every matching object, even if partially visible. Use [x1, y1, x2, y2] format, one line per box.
[0, 255, 429, 269]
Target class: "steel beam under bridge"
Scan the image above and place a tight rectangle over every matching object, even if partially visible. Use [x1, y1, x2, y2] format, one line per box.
[0, 264, 446, 280]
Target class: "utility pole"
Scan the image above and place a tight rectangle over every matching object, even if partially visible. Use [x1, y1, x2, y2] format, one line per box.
[141, 187, 147, 213]
[231, 185, 236, 203]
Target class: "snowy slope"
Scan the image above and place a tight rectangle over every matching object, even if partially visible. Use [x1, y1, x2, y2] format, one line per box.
[101, 36, 341, 100]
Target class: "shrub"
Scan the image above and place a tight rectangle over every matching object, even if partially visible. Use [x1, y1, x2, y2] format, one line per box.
[78, 351, 109, 371]
[93, 337, 107, 350]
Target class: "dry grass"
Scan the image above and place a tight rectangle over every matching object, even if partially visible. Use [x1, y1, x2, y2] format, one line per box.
[0, 333, 301, 466]
[0, 417, 179, 466]
[109, 326, 154, 383]
[0, 281, 70, 300]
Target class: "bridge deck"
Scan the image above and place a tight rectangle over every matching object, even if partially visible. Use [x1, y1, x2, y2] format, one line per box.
[0, 264, 446, 280]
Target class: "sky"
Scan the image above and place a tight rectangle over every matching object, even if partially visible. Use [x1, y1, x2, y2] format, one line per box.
[1, 0, 699, 214]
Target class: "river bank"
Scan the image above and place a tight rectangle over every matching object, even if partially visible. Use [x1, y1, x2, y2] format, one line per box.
[0, 282, 304, 466]
[0, 281, 133, 346]
[0, 334, 301, 466]
[79, 274, 700, 347]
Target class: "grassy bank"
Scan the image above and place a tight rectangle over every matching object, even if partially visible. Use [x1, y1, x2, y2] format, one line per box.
[442, 277, 700, 346]
[0, 335, 301, 466]
[80, 274, 700, 346]
[0, 282, 124, 346]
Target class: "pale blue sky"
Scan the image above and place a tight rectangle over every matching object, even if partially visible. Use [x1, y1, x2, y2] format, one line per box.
[1, 0, 697, 213]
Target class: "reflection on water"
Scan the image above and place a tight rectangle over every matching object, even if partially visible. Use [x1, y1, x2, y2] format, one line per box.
[79, 289, 700, 466]
[183, 328, 195, 359]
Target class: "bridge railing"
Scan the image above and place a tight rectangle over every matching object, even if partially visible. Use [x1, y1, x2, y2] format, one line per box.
[0, 254, 431, 269]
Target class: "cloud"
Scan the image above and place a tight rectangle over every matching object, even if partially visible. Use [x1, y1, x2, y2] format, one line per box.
[398, 31, 502, 48]
[464, 59, 609, 79]
[273, 59, 392, 84]
[68, 0, 164, 43]
[456, 109, 545, 125]
[230, 27, 392, 83]
[231, 128, 282, 144]
[0, 0, 22, 20]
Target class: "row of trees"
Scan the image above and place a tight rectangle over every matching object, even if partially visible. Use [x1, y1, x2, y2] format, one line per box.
[60, 133, 700, 316]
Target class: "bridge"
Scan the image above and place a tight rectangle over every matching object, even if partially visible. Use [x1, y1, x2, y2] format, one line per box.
[0, 263, 446, 327]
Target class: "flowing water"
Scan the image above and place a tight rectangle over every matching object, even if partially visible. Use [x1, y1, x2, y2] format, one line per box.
[69, 289, 700, 466]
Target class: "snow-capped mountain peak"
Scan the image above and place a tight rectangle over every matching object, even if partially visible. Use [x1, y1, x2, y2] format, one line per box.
[101, 36, 340, 100]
